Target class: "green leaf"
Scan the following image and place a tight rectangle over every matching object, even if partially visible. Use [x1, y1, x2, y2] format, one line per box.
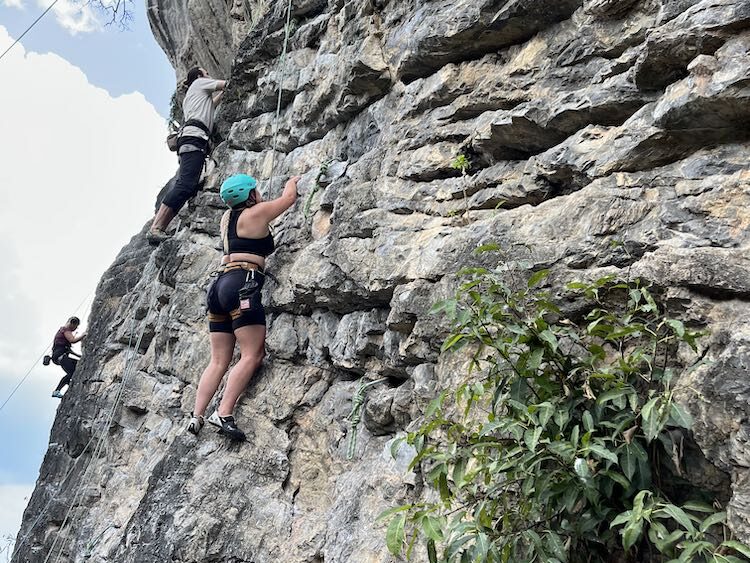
[376, 504, 411, 522]
[659, 503, 696, 534]
[390, 437, 405, 460]
[545, 532, 566, 560]
[682, 501, 715, 513]
[699, 511, 726, 533]
[528, 347, 544, 373]
[446, 535, 473, 560]
[570, 425, 580, 450]
[474, 243, 500, 254]
[524, 427, 543, 451]
[641, 397, 664, 443]
[536, 402, 555, 428]
[669, 403, 693, 429]
[427, 539, 438, 563]
[667, 319, 686, 337]
[386, 513, 406, 555]
[611, 510, 633, 528]
[623, 520, 643, 551]
[604, 470, 631, 489]
[597, 387, 631, 407]
[574, 458, 592, 483]
[429, 299, 456, 315]
[553, 407, 570, 431]
[583, 411, 594, 432]
[632, 490, 651, 521]
[539, 329, 559, 352]
[721, 540, 750, 559]
[422, 515, 444, 542]
[453, 457, 467, 488]
[441, 333, 465, 352]
[438, 472, 451, 502]
[528, 269, 550, 288]
[619, 442, 645, 481]
[425, 392, 447, 418]
[473, 533, 490, 561]
[587, 443, 619, 465]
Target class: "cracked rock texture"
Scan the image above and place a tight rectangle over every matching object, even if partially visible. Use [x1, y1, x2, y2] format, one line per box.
[13, 0, 750, 561]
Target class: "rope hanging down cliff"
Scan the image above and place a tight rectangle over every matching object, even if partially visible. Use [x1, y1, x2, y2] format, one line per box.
[10, 267, 163, 562]
[266, 0, 294, 197]
[0, 287, 95, 414]
[346, 377, 388, 459]
[12, 278, 151, 556]
[43, 282, 162, 563]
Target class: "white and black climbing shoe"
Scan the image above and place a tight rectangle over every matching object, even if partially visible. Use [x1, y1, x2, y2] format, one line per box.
[51, 390, 63, 399]
[207, 411, 246, 442]
[147, 228, 170, 245]
[187, 413, 204, 435]
[43, 355, 51, 366]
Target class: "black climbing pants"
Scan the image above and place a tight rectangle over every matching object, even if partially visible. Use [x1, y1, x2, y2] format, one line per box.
[54, 355, 78, 392]
[162, 149, 207, 212]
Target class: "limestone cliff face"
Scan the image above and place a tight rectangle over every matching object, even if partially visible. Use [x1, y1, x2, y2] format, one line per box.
[12, 1, 750, 562]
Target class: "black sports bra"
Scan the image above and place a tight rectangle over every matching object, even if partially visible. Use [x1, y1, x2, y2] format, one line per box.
[223, 209, 275, 257]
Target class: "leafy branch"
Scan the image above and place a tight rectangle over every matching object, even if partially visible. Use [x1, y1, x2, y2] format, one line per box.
[382, 246, 749, 562]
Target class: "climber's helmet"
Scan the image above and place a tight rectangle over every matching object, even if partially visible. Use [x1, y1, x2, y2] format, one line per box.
[220, 174, 257, 208]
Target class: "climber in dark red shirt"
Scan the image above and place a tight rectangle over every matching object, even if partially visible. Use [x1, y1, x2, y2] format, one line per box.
[44, 316, 86, 398]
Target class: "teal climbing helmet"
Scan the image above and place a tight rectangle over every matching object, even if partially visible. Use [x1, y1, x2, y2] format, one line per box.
[220, 174, 257, 207]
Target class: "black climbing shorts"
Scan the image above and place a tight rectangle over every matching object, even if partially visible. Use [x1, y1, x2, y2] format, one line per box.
[206, 269, 266, 333]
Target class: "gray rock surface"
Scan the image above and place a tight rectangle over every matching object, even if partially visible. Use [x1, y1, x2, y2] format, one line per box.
[13, 0, 750, 561]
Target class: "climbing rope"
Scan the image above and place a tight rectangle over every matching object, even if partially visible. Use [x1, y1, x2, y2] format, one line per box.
[303, 159, 333, 218]
[12, 276, 154, 558]
[0, 287, 96, 414]
[346, 377, 388, 460]
[266, 0, 294, 198]
[0, 0, 61, 63]
[44, 285, 160, 563]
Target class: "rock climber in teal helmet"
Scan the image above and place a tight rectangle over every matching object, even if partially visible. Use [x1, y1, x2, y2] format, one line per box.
[187, 172, 301, 441]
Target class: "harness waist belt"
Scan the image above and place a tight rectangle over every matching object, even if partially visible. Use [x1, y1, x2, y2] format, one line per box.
[214, 261, 264, 275]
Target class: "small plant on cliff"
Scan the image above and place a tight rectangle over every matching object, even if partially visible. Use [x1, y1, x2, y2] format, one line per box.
[450, 154, 472, 223]
[383, 245, 750, 562]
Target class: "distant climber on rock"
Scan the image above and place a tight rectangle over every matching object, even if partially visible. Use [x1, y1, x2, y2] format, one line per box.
[187, 173, 300, 441]
[43, 316, 86, 399]
[148, 66, 226, 244]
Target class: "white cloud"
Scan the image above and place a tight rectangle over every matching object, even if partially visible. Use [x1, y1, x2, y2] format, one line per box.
[0, 26, 174, 392]
[47, 0, 100, 35]
[2, 1, 123, 35]
[0, 23, 174, 555]
[0, 484, 34, 554]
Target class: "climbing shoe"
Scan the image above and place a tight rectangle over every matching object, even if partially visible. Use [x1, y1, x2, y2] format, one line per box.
[207, 411, 246, 442]
[147, 228, 171, 245]
[43, 355, 51, 366]
[51, 390, 63, 399]
[187, 413, 204, 435]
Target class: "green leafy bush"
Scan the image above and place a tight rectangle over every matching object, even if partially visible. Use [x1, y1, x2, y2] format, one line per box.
[383, 247, 750, 563]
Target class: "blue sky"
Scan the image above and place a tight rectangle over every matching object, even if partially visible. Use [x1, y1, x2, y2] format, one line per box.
[0, 0, 175, 116]
[0, 0, 177, 549]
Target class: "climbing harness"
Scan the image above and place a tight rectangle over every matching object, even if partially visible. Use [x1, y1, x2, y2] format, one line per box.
[213, 261, 264, 275]
[346, 377, 388, 460]
[0, 288, 94, 414]
[167, 119, 213, 152]
[266, 0, 295, 197]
